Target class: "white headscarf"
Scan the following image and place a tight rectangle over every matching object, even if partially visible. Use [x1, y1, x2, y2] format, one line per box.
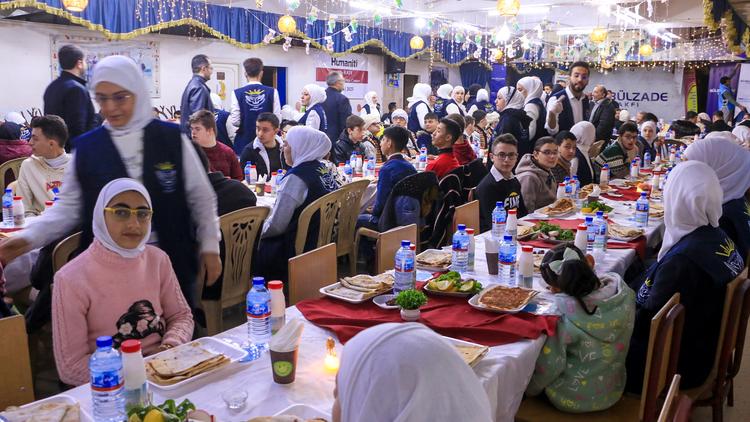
[391, 108, 408, 122]
[684, 137, 750, 203]
[731, 125, 750, 147]
[281, 104, 296, 121]
[3, 112, 24, 125]
[570, 121, 596, 176]
[407, 83, 431, 109]
[497, 86, 525, 112]
[476, 89, 489, 102]
[640, 121, 658, 143]
[658, 161, 723, 260]
[517, 76, 543, 104]
[437, 83, 453, 100]
[89, 55, 153, 137]
[210, 92, 223, 110]
[619, 109, 630, 122]
[303, 83, 327, 109]
[284, 126, 331, 167]
[337, 323, 493, 422]
[698, 112, 710, 122]
[364, 91, 378, 109]
[451, 85, 465, 101]
[93, 178, 152, 259]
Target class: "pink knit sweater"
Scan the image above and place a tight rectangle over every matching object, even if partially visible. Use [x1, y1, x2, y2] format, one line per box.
[52, 240, 194, 386]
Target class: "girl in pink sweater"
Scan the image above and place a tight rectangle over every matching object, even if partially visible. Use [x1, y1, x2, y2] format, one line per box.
[52, 178, 194, 386]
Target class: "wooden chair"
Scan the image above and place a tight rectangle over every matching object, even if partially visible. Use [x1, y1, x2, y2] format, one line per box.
[589, 140, 607, 159]
[354, 224, 417, 275]
[294, 189, 344, 256]
[516, 293, 685, 422]
[51, 231, 82, 273]
[452, 200, 480, 234]
[657, 375, 692, 422]
[200, 207, 269, 335]
[288, 243, 337, 305]
[686, 268, 749, 421]
[0, 157, 25, 190]
[0, 315, 34, 408]
[334, 180, 370, 275]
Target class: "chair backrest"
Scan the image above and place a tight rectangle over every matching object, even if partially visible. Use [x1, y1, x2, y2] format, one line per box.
[334, 180, 370, 257]
[729, 272, 750, 386]
[640, 293, 686, 422]
[0, 157, 26, 190]
[461, 158, 488, 201]
[218, 206, 269, 305]
[0, 315, 34, 408]
[589, 140, 606, 159]
[294, 189, 344, 256]
[452, 200, 480, 234]
[375, 224, 417, 274]
[378, 171, 439, 234]
[288, 243, 337, 305]
[429, 172, 463, 248]
[52, 231, 82, 274]
[657, 374, 692, 422]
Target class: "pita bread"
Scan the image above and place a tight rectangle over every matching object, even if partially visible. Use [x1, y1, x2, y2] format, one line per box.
[340, 274, 393, 292]
[541, 198, 575, 216]
[609, 224, 644, 240]
[416, 250, 452, 267]
[453, 344, 489, 367]
[0, 402, 79, 422]
[147, 342, 225, 376]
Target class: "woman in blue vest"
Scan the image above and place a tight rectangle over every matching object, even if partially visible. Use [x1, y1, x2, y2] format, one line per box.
[468, 89, 494, 115]
[256, 126, 340, 281]
[360, 91, 381, 119]
[626, 161, 745, 392]
[493, 86, 532, 162]
[517, 76, 547, 144]
[445, 86, 467, 116]
[0, 55, 221, 311]
[433, 84, 453, 120]
[299, 84, 328, 132]
[407, 83, 433, 134]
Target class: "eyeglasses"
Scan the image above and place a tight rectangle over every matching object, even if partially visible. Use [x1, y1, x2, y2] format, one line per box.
[536, 149, 559, 156]
[493, 152, 518, 160]
[94, 93, 134, 107]
[104, 207, 153, 222]
[621, 134, 637, 140]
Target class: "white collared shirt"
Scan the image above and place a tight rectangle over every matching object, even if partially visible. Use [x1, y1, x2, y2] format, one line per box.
[566, 86, 584, 125]
[490, 165, 514, 182]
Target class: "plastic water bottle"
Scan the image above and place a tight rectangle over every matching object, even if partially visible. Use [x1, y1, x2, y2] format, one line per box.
[644, 152, 651, 168]
[355, 154, 363, 173]
[585, 216, 596, 253]
[629, 159, 639, 180]
[499, 235, 517, 286]
[394, 240, 415, 293]
[599, 164, 610, 188]
[491, 202, 506, 239]
[90, 336, 125, 422]
[268, 280, 286, 335]
[466, 228, 476, 271]
[505, 210, 518, 243]
[635, 192, 650, 228]
[418, 148, 428, 171]
[343, 161, 353, 183]
[451, 224, 469, 273]
[271, 169, 283, 194]
[246, 277, 271, 360]
[517, 245, 534, 288]
[2, 189, 12, 227]
[572, 175, 582, 208]
[366, 156, 376, 177]
[593, 211, 607, 259]
[556, 182, 567, 200]
[350, 153, 358, 170]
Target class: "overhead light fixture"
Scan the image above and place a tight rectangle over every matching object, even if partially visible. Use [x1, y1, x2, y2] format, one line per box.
[496, 0, 521, 17]
[454, 22, 480, 32]
[62, 0, 88, 12]
[497, 23, 511, 42]
[415, 17, 427, 29]
[590, 27, 608, 43]
[410, 35, 425, 50]
[556, 27, 597, 36]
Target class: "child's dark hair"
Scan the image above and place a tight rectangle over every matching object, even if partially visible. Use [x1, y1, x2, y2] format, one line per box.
[540, 243, 601, 315]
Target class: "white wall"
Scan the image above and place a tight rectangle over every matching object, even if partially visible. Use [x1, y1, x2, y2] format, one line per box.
[0, 19, 436, 117]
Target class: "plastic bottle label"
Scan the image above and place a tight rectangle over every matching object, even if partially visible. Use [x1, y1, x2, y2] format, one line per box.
[452, 239, 468, 252]
[91, 369, 124, 392]
[246, 301, 270, 318]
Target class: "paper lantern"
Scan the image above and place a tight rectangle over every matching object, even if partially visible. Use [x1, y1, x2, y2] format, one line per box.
[497, 0, 521, 17]
[62, 0, 88, 12]
[494, 49, 504, 62]
[639, 43, 653, 57]
[278, 15, 297, 34]
[410, 35, 424, 50]
[590, 27, 607, 43]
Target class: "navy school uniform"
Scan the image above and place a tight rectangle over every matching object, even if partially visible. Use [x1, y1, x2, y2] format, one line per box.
[233, 84, 275, 155]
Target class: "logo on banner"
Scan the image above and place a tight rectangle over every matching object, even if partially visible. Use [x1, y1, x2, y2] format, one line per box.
[612, 90, 669, 110]
[244, 89, 267, 111]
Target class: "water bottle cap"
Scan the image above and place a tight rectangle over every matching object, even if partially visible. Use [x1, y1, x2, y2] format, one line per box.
[338, 163, 344, 167]
[457, 224, 466, 231]
[3, 189, 10, 193]
[503, 234, 512, 241]
[121, 339, 142, 353]
[558, 182, 565, 186]
[578, 223, 588, 230]
[641, 192, 647, 197]
[495, 201, 503, 207]
[251, 165, 256, 168]
[508, 209, 517, 215]
[409, 244, 416, 251]
[564, 176, 570, 181]
[252, 276, 265, 286]
[466, 228, 475, 234]
[521, 245, 533, 252]
[585, 216, 593, 222]
[603, 164, 609, 168]
[596, 211, 604, 216]
[95, 336, 113, 348]
[13, 196, 21, 201]
[268, 280, 283, 290]
[277, 170, 283, 174]
[573, 175, 579, 180]
[401, 240, 411, 247]
[45, 201, 53, 206]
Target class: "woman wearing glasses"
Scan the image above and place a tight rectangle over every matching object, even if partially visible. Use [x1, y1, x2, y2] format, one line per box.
[516, 136, 559, 212]
[476, 134, 528, 233]
[0, 55, 221, 311]
[52, 179, 193, 386]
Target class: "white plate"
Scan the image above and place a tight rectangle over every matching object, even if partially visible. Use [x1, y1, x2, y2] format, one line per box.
[145, 337, 248, 391]
[4, 394, 94, 422]
[415, 249, 452, 272]
[372, 294, 399, 309]
[320, 282, 386, 304]
[468, 286, 539, 314]
[442, 336, 489, 368]
[273, 404, 332, 420]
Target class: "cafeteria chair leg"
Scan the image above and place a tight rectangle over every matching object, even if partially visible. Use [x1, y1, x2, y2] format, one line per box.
[728, 379, 734, 407]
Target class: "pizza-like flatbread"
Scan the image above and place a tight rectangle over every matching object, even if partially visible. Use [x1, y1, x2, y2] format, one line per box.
[542, 198, 575, 216]
[147, 342, 225, 376]
[479, 286, 538, 311]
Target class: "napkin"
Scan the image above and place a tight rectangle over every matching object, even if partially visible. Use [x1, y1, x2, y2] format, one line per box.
[269, 318, 304, 352]
[592, 185, 601, 197]
[484, 237, 498, 254]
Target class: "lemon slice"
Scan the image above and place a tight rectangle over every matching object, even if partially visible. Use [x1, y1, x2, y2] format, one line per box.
[435, 279, 454, 291]
[458, 281, 475, 292]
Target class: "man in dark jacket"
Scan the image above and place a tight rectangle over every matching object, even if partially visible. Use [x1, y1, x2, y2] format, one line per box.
[334, 115, 367, 164]
[588, 84, 616, 141]
[322, 71, 352, 154]
[0, 121, 32, 167]
[545, 62, 590, 136]
[239, 112, 287, 179]
[180, 54, 213, 134]
[43, 45, 97, 150]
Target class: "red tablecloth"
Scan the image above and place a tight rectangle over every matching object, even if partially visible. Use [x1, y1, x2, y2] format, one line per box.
[296, 288, 559, 347]
[603, 186, 641, 201]
[522, 219, 647, 258]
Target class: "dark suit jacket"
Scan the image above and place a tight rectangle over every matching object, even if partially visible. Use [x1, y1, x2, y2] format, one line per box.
[179, 75, 212, 133]
[589, 98, 616, 141]
[43, 71, 97, 147]
[549, 90, 590, 132]
[322, 87, 352, 153]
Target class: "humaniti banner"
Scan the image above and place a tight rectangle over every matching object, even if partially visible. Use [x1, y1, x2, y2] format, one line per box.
[314, 52, 369, 99]
[589, 68, 685, 122]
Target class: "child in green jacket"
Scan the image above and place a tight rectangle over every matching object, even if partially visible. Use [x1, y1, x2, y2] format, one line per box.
[526, 244, 635, 413]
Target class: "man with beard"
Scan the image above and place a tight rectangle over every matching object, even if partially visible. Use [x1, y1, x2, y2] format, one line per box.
[545, 62, 590, 136]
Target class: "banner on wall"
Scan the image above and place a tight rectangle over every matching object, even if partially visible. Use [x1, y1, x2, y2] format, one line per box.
[733, 64, 750, 119]
[51, 35, 160, 97]
[683, 70, 698, 113]
[314, 52, 369, 99]
[489, 64, 507, 104]
[706, 63, 740, 117]
[589, 68, 685, 122]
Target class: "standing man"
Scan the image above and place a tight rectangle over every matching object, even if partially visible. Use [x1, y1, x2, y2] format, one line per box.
[43, 44, 97, 149]
[541, 84, 553, 104]
[545, 62, 590, 136]
[230, 57, 281, 156]
[588, 84, 616, 142]
[322, 71, 353, 155]
[180, 54, 213, 134]
[718, 68, 747, 125]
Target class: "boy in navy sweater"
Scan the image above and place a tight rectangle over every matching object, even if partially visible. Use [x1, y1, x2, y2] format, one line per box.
[358, 126, 417, 229]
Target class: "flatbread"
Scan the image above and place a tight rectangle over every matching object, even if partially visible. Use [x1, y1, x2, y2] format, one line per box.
[416, 250, 452, 267]
[146, 356, 230, 385]
[147, 342, 225, 376]
[541, 198, 575, 216]
[609, 224, 644, 240]
[453, 344, 489, 367]
[0, 402, 79, 422]
[517, 225, 535, 239]
[325, 285, 372, 301]
[478, 286, 538, 311]
[340, 274, 393, 291]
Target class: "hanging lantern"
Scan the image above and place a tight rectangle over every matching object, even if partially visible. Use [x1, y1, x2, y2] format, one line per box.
[494, 48, 504, 62]
[278, 15, 297, 34]
[496, 0, 520, 17]
[590, 27, 607, 43]
[62, 0, 88, 12]
[639, 43, 653, 57]
[410, 35, 425, 50]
